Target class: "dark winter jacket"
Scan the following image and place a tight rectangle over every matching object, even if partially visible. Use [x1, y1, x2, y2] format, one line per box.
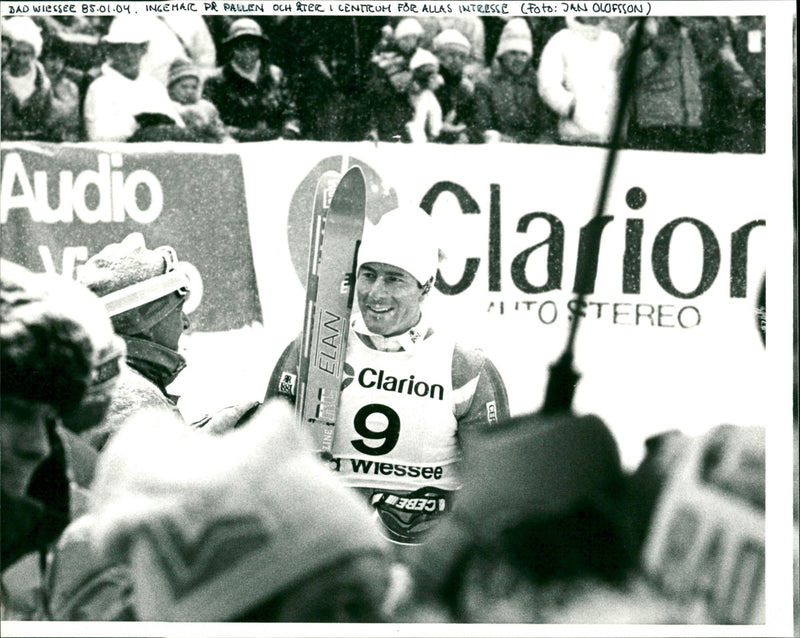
[631, 18, 703, 130]
[435, 66, 480, 144]
[202, 61, 300, 142]
[1, 62, 55, 141]
[363, 49, 416, 142]
[474, 60, 554, 144]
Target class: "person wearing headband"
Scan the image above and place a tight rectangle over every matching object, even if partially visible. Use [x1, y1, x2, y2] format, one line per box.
[75, 232, 191, 450]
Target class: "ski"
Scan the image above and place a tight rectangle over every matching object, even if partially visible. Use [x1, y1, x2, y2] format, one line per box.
[296, 166, 366, 456]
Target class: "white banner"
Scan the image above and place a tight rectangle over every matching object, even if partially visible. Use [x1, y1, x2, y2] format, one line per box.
[239, 141, 770, 468]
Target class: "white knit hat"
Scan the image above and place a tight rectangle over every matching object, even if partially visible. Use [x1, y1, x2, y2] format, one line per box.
[357, 206, 439, 286]
[4, 17, 43, 58]
[432, 28, 471, 55]
[102, 16, 151, 45]
[90, 400, 389, 622]
[393, 17, 424, 41]
[409, 47, 439, 72]
[496, 18, 533, 58]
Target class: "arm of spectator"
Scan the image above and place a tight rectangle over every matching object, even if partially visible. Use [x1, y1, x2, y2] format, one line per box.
[441, 109, 468, 136]
[83, 81, 137, 143]
[428, 92, 443, 141]
[268, 64, 302, 140]
[453, 345, 510, 430]
[537, 35, 577, 119]
[471, 81, 495, 143]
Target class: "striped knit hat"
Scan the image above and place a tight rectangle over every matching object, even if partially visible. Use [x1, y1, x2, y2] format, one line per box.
[90, 400, 390, 621]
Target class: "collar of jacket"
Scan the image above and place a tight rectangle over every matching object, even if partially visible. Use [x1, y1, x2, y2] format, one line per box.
[1, 60, 48, 100]
[351, 313, 434, 353]
[123, 336, 187, 391]
[223, 60, 270, 88]
[230, 58, 262, 84]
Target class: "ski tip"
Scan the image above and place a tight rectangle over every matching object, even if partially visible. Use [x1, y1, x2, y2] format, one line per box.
[340, 165, 366, 192]
[329, 165, 367, 213]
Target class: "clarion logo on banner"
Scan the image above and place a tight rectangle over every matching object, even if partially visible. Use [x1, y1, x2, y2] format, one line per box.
[0, 152, 164, 224]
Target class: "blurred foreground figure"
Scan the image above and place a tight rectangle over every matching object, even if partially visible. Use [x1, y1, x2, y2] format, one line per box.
[403, 412, 707, 623]
[1, 261, 120, 618]
[629, 424, 767, 625]
[45, 401, 393, 622]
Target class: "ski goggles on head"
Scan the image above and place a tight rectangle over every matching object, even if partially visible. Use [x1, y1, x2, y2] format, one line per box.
[100, 245, 191, 318]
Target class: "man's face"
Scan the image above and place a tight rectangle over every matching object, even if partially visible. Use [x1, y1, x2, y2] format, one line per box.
[396, 34, 419, 55]
[437, 47, 468, 75]
[149, 294, 189, 352]
[500, 50, 531, 76]
[231, 38, 261, 72]
[357, 263, 427, 337]
[42, 52, 66, 79]
[0, 396, 54, 498]
[107, 42, 147, 80]
[7, 42, 36, 77]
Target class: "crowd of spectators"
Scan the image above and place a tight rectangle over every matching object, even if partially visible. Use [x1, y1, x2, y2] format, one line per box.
[0, 14, 767, 152]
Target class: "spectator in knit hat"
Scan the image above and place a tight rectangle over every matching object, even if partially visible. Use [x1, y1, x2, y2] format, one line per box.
[432, 28, 480, 144]
[267, 206, 509, 547]
[203, 18, 300, 142]
[46, 400, 394, 621]
[40, 35, 82, 142]
[1, 261, 119, 619]
[167, 57, 234, 143]
[83, 16, 186, 142]
[75, 233, 192, 450]
[626, 17, 704, 153]
[364, 18, 426, 142]
[1, 17, 54, 141]
[417, 17, 486, 68]
[406, 48, 444, 143]
[400, 411, 693, 623]
[473, 18, 554, 144]
[131, 14, 216, 89]
[538, 17, 624, 146]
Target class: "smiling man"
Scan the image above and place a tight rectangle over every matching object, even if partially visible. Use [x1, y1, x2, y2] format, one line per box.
[267, 205, 509, 546]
